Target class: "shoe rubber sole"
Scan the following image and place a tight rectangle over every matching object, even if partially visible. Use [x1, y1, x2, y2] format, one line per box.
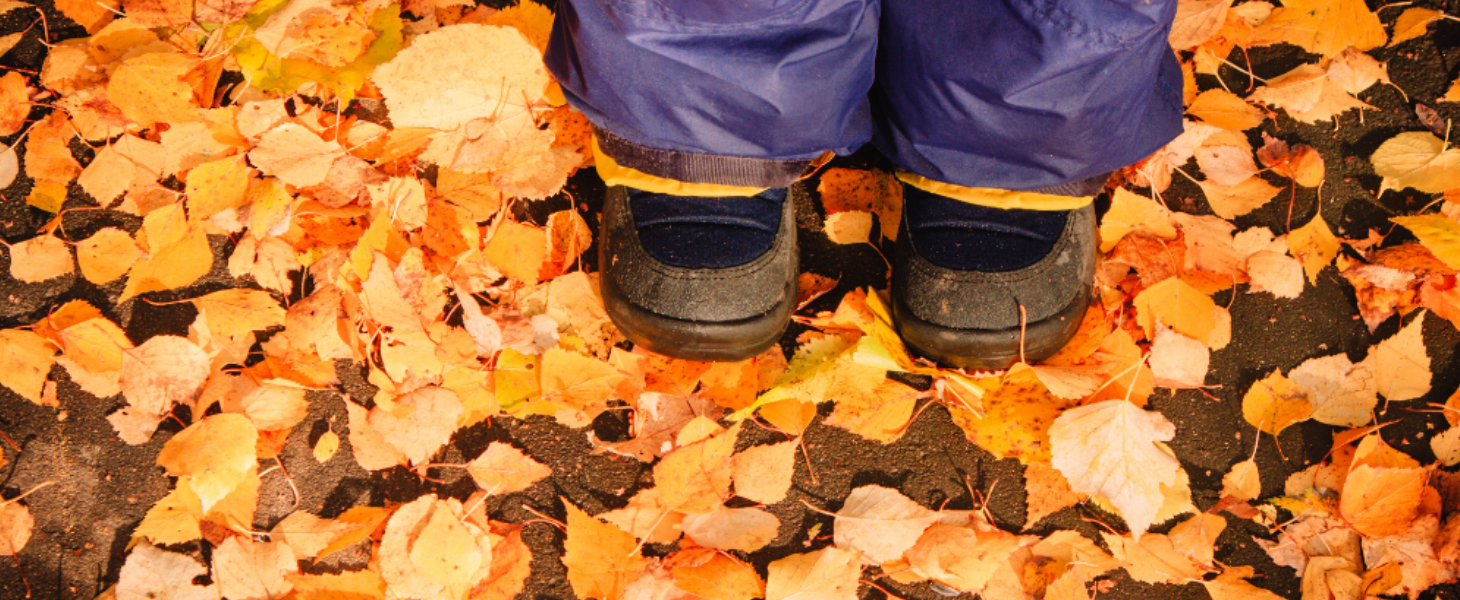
[598, 255, 796, 362]
[891, 284, 1091, 371]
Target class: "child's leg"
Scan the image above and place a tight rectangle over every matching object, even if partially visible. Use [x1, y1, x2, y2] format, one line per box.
[545, 0, 879, 360]
[873, 0, 1184, 368]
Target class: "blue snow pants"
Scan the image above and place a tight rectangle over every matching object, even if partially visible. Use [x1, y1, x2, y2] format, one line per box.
[544, 0, 1184, 197]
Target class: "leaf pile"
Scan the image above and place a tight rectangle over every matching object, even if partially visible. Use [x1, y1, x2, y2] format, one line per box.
[0, 0, 1456, 599]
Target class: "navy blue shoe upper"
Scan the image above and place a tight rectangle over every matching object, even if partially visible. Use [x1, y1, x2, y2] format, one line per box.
[901, 183, 1068, 273]
[629, 188, 788, 269]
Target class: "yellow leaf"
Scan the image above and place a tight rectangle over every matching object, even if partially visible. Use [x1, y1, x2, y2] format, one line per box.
[833, 485, 941, 563]
[1393, 215, 1460, 270]
[482, 1, 554, 52]
[1339, 463, 1428, 537]
[312, 430, 339, 463]
[24, 112, 79, 185]
[1251, 0, 1386, 57]
[817, 167, 903, 241]
[250, 124, 342, 188]
[731, 440, 797, 505]
[1372, 132, 1460, 194]
[1051, 400, 1182, 538]
[132, 483, 202, 546]
[672, 552, 766, 600]
[1288, 214, 1340, 284]
[1221, 459, 1261, 501]
[120, 227, 213, 302]
[185, 156, 253, 219]
[539, 347, 628, 415]
[1101, 532, 1208, 583]
[822, 377, 919, 444]
[1198, 176, 1281, 220]
[765, 548, 862, 600]
[76, 227, 142, 284]
[156, 414, 258, 513]
[58, 317, 132, 374]
[1241, 370, 1313, 435]
[371, 24, 549, 131]
[56, 0, 117, 32]
[654, 424, 739, 514]
[1392, 8, 1443, 45]
[465, 442, 552, 495]
[1368, 311, 1432, 401]
[107, 52, 200, 126]
[953, 366, 1069, 464]
[824, 210, 874, 245]
[8, 234, 74, 283]
[1187, 89, 1265, 131]
[368, 386, 463, 465]
[0, 329, 56, 405]
[484, 219, 546, 282]
[1168, 512, 1227, 566]
[1169, 0, 1233, 49]
[77, 136, 166, 205]
[1247, 64, 1372, 124]
[564, 501, 649, 600]
[191, 289, 286, 340]
[26, 181, 67, 213]
[1099, 188, 1176, 252]
[1133, 276, 1217, 344]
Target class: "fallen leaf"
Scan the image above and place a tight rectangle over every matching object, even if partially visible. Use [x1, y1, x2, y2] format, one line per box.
[1187, 89, 1265, 131]
[1134, 276, 1218, 344]
[0, 500, 32, 556]
[1392, 7, 1443, 45]
[1258, 133, 1325, 188]
[368, 386, 464, 465]
[1222, 459, 1261, 501]
[1198, 176, 1281, 220]
[565, 501, 650, 600]
[465, 442, 552, 495]
[1169, 512, 1228, 566]
[904, 524, 1026, 593]
[1246, 248, 1305, 299]
[1102, 531, 1209, 584]
[117, 542, 217, 600]
[1248, 64, 1371, 124]
[213, 537, 297, 600]
[373, 24, 548, 131]
[1242, 370, 1313, 435]
[732, 440, 797, 505]
[76, 228, 143, 285]
[824, 210, 874, 245]
[1392, 215, 1460, 271]
[653, 424, 739, 514]
[1372, 132, 1460, 194]
[1050, 400, 1182, 538]
[833, 484, 942, 563]
[765, 547, 862, 600]
[0, 329, 56, 406]
[1288, 353, 1377, 427]
[1368, 311, 1432, 402]
[1170, 0, 1234, 49]
[250, 124, 343, 187]
[1288, 215, 1340, 284]
[1340, 462, 1428, 538]
[1022, 463, 1085, 529]
[1100, 188, 1177, 252]
[9, 234, 74, 283]
[670, 551, 766, 600]
[1149, 325, 1210, 389]
[1251, 0, 1386, 57]
[682, 506, 780, 552]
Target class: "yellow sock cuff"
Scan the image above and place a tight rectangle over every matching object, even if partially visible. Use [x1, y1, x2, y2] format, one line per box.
[896, 172, 1096, 211]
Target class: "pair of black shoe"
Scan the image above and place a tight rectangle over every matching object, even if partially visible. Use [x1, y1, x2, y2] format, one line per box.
[597, 182, 1096, 370]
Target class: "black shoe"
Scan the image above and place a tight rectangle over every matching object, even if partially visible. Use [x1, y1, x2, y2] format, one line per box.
[598, 185, 798, 361]
[890, 183, 1095, 370]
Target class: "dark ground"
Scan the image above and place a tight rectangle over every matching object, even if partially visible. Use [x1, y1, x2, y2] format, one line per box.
[1, 0, 1460, 599]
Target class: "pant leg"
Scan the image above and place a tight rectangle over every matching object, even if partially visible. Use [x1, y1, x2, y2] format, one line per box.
[871, 0, 1184, 195]
[544, 0, 880, 188]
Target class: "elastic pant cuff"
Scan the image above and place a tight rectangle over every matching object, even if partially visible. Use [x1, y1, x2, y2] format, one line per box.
[896, 172, 1108, 211]
[594, 126, 812, 189]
